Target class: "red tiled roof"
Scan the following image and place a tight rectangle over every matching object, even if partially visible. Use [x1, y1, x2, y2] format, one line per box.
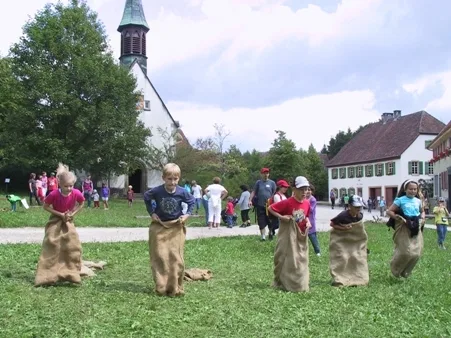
[326, 111, 445, 167]
[427, 120, 451, 149]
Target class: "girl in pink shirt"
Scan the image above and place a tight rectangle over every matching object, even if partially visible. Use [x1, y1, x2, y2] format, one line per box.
[35, 163, 85, 287]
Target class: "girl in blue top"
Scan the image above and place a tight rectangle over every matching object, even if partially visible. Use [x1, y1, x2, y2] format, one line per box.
[386, 180, 425, 278]
[387, 180, 425, 236]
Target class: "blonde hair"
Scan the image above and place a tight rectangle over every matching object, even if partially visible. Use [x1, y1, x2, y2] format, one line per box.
[128, 185, 133, 189]
[163, 163, 181, 177]
[56, 163, 76, 185]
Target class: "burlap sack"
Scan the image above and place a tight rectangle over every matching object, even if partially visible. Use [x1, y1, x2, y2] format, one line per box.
[329, 221, 369, 287]
[390, 220, 423, 278]
[184, 268, 213, 281]
[273, 219, 309, 292]
[35, 216, 82, 286]
[149, 219, 186, 296]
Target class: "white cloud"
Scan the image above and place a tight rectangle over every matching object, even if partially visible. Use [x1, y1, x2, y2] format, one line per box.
[403, 71, 451, 111]
[169, 89, 381, 152]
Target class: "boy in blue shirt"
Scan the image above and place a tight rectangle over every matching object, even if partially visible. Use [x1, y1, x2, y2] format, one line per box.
[144, 163, 195, 297]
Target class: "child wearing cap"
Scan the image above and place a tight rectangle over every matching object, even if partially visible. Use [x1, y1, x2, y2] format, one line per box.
[267, 179, 289, 240]
[269, 176, 311, 292]
[329, 195, 369, 287]
[433, 197, 449, 250]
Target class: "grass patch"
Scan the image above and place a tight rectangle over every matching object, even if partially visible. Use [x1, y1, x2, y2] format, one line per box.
[0, 225, 450, 337]
[0, 198, 251, 228]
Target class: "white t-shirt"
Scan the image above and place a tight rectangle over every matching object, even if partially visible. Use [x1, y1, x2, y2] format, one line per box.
[206, 184, 226, 207]
[192, 185, 202, 198]
[273, 192, 287, 204]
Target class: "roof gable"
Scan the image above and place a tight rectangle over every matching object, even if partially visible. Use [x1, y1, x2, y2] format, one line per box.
[129, 59, 178, 127]
[428, 120, 451, 149]
[326, 111, 445, 167]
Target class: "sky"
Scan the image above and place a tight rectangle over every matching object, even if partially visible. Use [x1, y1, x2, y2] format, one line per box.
[0, 0, 450, 152]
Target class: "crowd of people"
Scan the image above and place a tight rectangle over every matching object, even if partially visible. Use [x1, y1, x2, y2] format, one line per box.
[22, 161, 449, 297]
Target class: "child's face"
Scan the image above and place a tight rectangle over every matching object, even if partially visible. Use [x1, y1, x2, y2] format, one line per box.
[349, 205, 361, 214]
[60, 180, 74, 195]
[280, 187, 288, 194]
[293, 186, 308, 200]
[163, 173, 180, 190]
[405, 183, 418, 197]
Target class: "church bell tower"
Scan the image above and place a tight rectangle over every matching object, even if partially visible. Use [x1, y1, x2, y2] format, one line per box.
[117, 0, 150, 73]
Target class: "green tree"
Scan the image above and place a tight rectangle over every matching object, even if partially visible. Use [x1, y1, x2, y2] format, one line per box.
[304, 144, 328, 200]
[323, 126, 364, 158]
[3, 0, 150, 177]
[266, 131, 304, 182]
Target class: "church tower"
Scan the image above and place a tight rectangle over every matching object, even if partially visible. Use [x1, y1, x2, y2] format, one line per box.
[117, 0, 150, 73]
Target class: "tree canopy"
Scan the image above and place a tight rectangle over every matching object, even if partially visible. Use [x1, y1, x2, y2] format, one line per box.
[0, 0, 150, 178]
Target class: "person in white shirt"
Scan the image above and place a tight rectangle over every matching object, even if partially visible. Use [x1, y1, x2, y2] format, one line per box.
[191, 180, 203, 215]
[205, 177, 228, 229]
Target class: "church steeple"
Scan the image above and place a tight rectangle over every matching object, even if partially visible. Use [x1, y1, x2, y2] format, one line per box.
[118, 0, 150, 73]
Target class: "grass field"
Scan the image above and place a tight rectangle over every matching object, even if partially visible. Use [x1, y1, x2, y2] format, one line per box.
[0, 225, 450, 337]
[0, 198, 242, 228]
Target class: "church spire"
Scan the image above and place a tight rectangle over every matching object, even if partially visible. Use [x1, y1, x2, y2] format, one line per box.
[118, 0, 149, 73]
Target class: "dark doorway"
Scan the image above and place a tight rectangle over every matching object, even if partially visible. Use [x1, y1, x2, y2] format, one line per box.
[369, 187, 382, 201]
[129, 169, 142, 193]
[357, 188, 362, 197]
[385, 186, 398, 206]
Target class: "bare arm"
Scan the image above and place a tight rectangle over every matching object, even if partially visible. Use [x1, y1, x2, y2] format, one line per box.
[221, 189, 228, 200]
[268, 206, 291, 221]
[70, 201, 84, 217]
[386, 204, 400, 219]
[43, 203, 64, 219]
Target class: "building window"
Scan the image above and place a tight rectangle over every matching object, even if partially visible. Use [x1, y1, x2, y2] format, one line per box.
[348, 187, 355, 196]
[408, 161, 423, 175]
[427, 162, 434, 175]
[144, 100, 150, 110]
[386, 162, 395, 175]
[331, 169, 338, 179]
[340, 188, 347, 197]
[356, 166, 363, 177]
[375, 163, 384, 176]
[348, 167, 355, 178]
[365, 165, 373, 177]
[339, 168, 346, 179]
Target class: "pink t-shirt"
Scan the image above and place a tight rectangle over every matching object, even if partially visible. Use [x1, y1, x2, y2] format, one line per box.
[44, 189, 85, 213]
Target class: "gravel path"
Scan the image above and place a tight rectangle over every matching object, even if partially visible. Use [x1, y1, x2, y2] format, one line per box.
[0, 206, 444, 245]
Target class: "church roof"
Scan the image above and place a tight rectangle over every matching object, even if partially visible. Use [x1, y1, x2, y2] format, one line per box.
[326, 111, 445, 167]
[118, 0, 149, 31]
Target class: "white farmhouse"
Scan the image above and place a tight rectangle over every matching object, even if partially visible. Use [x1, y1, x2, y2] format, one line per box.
[107, 0, 183, 194]
[326, 111, 445, 206]
[427, 121, 451, 207]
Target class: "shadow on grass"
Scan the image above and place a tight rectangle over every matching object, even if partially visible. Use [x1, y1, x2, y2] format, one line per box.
[95, 280, 153, 294]
[1, 269, 35, 284]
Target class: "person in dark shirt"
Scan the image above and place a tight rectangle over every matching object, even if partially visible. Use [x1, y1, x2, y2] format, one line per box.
[143, 163, 195, 297]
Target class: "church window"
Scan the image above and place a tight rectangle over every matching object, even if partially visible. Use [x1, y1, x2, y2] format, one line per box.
[124, 32, 131, 54]
[144, 100, 151, 110]
[132, 31, 140, 54]
[142, 33, 146, 56]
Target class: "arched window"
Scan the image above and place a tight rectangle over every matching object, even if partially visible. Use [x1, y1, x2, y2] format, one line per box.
[340, 188, 347, 197]
[132, 31, 140, 54]
[348, 187, 356, 196]
[142, 33, 146, 55]
[124, 32, 131, 54]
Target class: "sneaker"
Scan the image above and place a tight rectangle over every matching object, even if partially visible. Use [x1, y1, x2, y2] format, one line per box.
[316, 253, 321, 257]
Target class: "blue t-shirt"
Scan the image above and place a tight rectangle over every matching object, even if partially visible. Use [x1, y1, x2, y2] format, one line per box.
[394, 195, 422, 217]
[144, 185, 195, 222]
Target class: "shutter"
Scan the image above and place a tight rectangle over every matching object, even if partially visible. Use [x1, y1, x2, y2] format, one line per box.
[408, 161, 412, 174]
[380, 163, 384, 176]
[392, 162, 396, 175]
[369, 164, 373, 177]
[419, 161, 424, 175]
[385, 163, 389, 175]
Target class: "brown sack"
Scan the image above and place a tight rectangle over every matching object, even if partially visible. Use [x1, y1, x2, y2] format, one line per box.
[149, 219, 186, 296]
[35, 216, 82, 286]
[390, 220, 423, 278]
[273, 219, 309, 292]
[329, 221, 369, 287]
[184, 268, 213, 281]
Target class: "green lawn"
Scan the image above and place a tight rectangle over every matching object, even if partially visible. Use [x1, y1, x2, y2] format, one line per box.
[0, 198, 247, 228]
[0, 225, 450, 337]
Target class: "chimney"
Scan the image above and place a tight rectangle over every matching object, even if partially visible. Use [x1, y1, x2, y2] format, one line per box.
[393, 110, 401, 120]
[381, 112, 394, 124]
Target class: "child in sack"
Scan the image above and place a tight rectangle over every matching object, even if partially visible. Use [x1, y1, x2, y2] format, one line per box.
[269, 176, 311, 292]
[35, 163, 85, 286]
[144, 163, 195, 297]
[329, 195, 369, 287]
[386, 180, 425, 278]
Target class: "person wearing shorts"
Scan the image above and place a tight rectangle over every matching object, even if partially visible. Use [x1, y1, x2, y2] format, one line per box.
[101, 182, 110, 210]
[249, 168, 276, 241]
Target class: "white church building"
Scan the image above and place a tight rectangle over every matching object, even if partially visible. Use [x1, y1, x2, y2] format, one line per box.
[108, 0, 183, 194]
